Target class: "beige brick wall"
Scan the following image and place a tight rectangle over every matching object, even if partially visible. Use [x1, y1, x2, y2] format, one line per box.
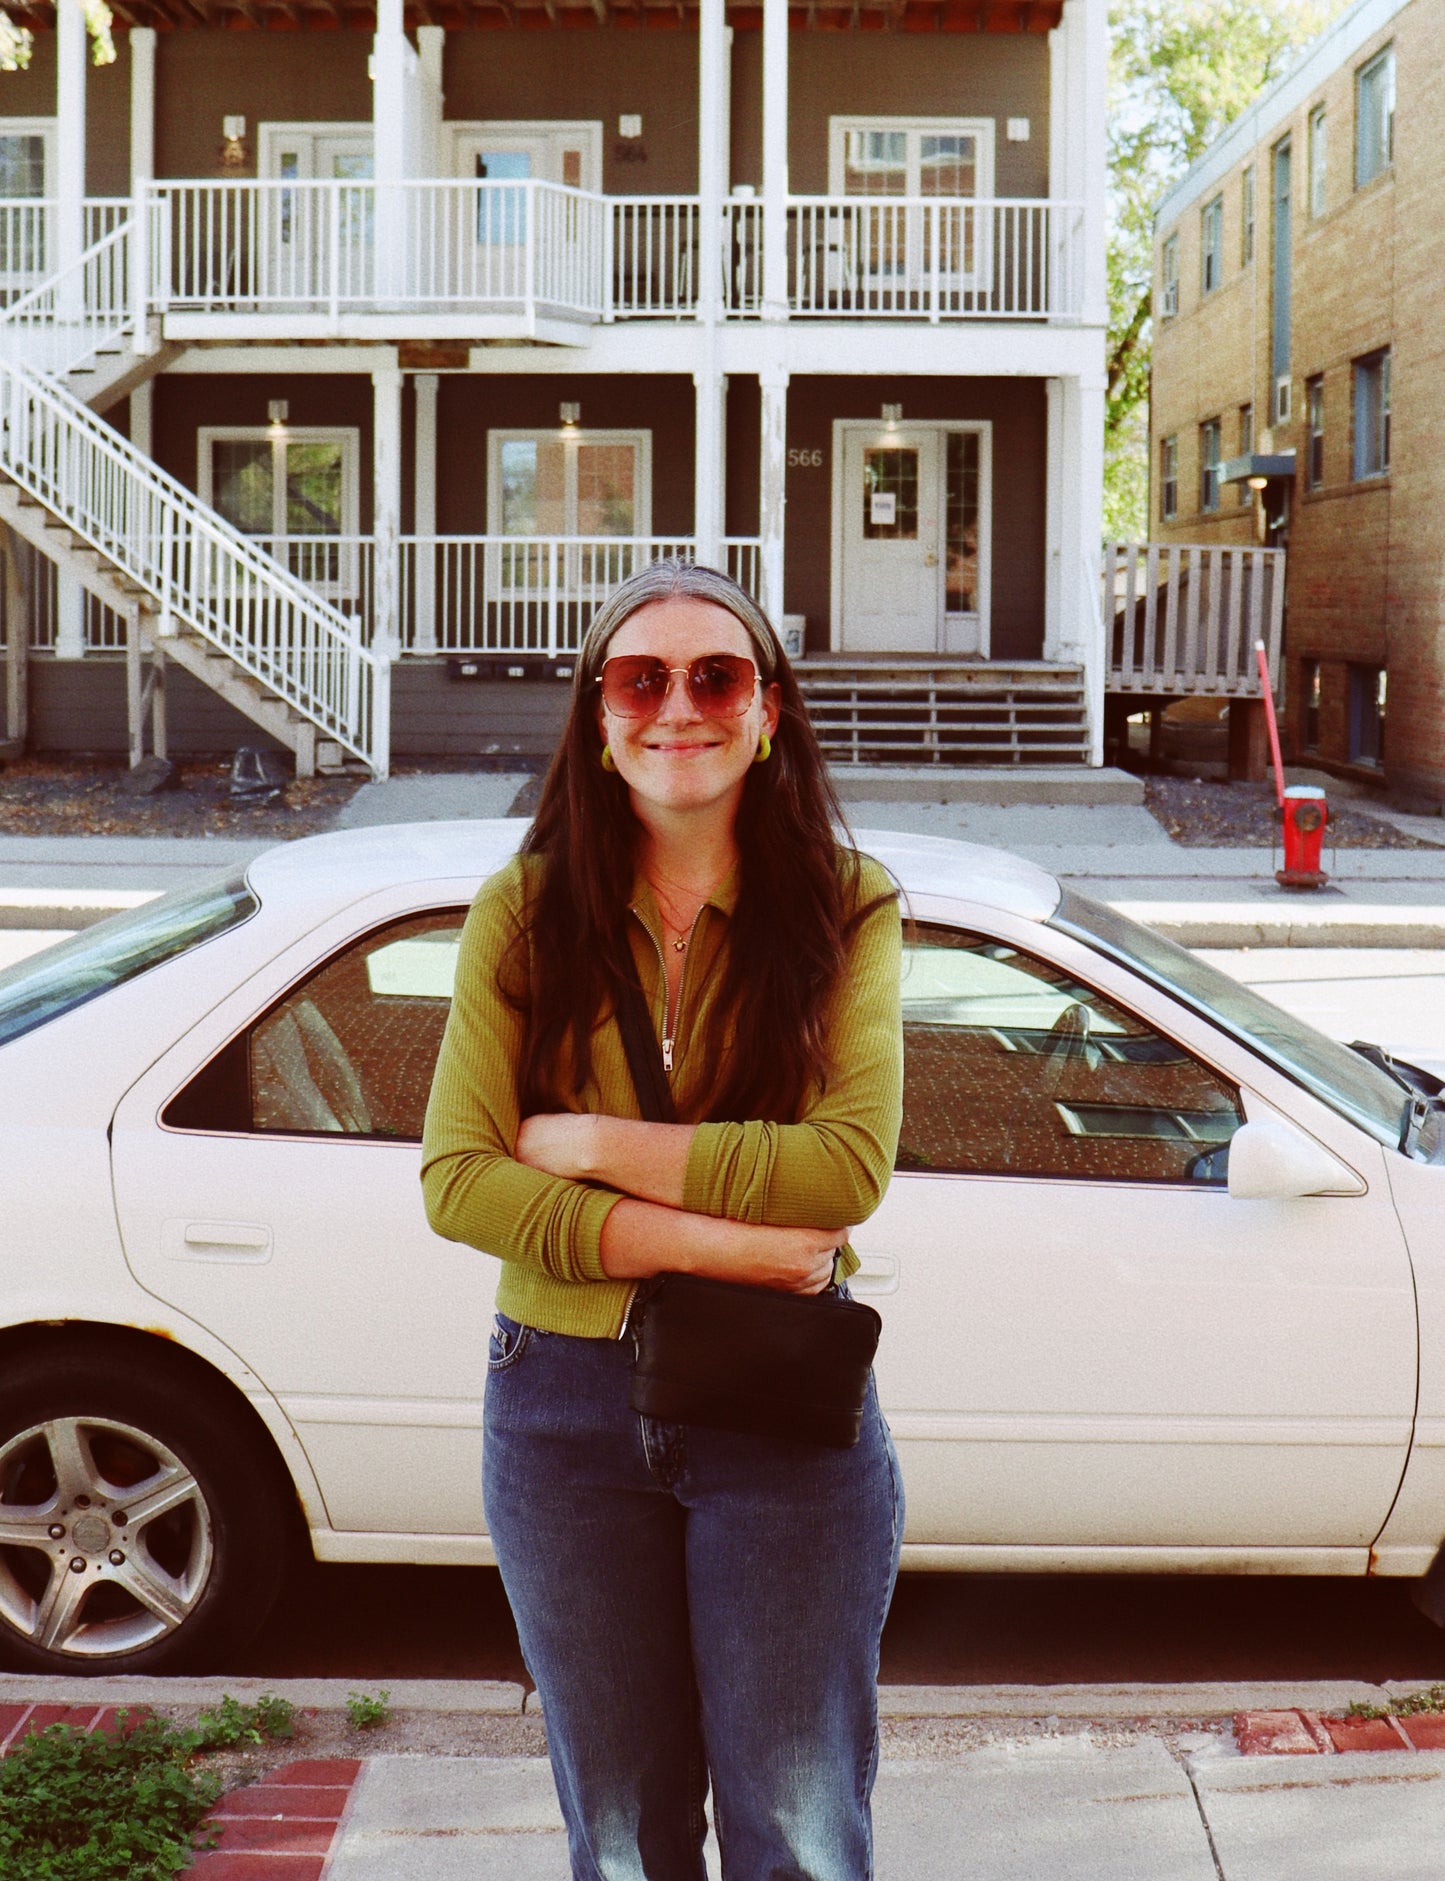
[1149, 0, 1444, 800]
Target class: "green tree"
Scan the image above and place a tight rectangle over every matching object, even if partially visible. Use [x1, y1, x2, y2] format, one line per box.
[1105, 0, 1349, 535]
[0, 0, 115, 71]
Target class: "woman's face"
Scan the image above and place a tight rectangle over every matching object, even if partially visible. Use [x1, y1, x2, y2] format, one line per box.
[597, 597, 782, 823]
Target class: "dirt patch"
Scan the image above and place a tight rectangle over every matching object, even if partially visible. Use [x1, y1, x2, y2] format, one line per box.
[1143, 776, 1444, 850]
[0, 756, 360, 838]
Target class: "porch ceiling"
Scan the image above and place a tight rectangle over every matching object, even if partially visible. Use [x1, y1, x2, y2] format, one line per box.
[16, 0, 1060, 32]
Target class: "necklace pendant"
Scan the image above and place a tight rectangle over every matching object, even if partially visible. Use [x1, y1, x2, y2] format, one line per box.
[673, 936, 688, 953]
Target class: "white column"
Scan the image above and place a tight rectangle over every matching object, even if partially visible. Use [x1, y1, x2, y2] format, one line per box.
[129, 27, 156, 354]
[412, 372, 438, 652]
[693, 368, 726, 569]
[372, 0, 418, 299]
[416, 27, 445, 176]
[372, 366, 403, 658]
[1053, 372, 1107, 759]
[55, 569, 85, 660]
[697, 0, 724, 324]
[55, 0, 86, 280]
[1058, 0, 1107, 326]
[1042, 376, 1063, 659]
[129, 378, 153, 457]
[759, 365, 788, 622]
[761, 0, 789, 321]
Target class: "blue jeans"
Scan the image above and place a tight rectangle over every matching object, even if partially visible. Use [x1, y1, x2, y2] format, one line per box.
[483, 1310, 904, 1881]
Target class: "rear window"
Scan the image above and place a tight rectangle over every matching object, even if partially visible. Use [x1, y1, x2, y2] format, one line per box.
[0, 875, 257, 1051]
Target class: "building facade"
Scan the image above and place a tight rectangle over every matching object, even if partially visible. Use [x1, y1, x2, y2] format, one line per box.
[1150, 0, 1443, 803]
[0, 0, 1106, 776]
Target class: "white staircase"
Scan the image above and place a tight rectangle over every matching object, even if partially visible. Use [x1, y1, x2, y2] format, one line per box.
[0, 217, 387, 778]
[796, 659, 1090, 765]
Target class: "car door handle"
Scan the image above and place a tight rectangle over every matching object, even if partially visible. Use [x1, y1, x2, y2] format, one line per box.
[170, 1221, 273, 1262]
[849, 1251, 899, 1295]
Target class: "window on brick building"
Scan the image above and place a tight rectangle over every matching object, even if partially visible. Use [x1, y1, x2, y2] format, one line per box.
[1348, 665, 1386, 767]
[896, 929, 1244, 1184]
[1241, 164, 1256, 263]
[1309, 105, 1327, 217]
[1305, 376, 1325, 488]
[1160, 435, 1178, 520]
[1302, 659, 1322, 751]
[1237, 403, 1254, 504]
[1201, 194, 1223, 294]
[1160, 233, 1179, 317]
[1198, 419, 1221, 513]
[1356, 46, 1395, 187]
[1353, 349, 1391, 478]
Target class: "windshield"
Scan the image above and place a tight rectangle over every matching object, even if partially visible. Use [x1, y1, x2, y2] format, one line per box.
[0, 874, 257, 1052]
[1050, 886, 1409, 1150]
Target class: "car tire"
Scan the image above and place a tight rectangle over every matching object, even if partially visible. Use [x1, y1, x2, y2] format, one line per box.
[0, 1343, 295, 1675]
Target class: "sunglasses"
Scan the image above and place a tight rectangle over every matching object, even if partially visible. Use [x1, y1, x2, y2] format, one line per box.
[597, 653, 760, 720]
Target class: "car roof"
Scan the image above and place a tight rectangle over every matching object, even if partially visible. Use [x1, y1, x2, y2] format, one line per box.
[244, 818, 1063, 924]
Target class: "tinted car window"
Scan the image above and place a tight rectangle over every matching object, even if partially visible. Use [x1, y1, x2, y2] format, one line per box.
[899, 927, 1243, 1183]
[164, 910, 465, 1139]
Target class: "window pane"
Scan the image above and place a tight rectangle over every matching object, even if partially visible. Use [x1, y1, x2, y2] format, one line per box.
[500, 438, 566, 536]
[919, 134, 976, 198]
[477, 150, 531, 244]
[248, 911, 466, 1139]
[211, 440, 275, 536]
[0, 134, 44, 198]
[862, 447, 919, 540]
[844, 130, 908, 197]
[575, 443, 636, 536]
[284, 441, 345, 536]
[897, 929, 1243, 1182]
[945, 431, 978, 613]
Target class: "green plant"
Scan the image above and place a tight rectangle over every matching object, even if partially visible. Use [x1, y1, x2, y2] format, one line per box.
[1347, 1684, 1445, 1721]
[193, 1693, 296, 1749]
[345, 1689, 392, 1731]
[0, 1712, 221, 1880]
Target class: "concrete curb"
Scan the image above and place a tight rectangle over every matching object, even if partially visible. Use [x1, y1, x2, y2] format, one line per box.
[0, 1675, 1410, 1721]
[831, 765, 1146, 806]
[1109, 900, 1445, 950]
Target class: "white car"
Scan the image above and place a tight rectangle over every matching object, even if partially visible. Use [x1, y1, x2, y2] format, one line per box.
[2, 820, 1443, 1675]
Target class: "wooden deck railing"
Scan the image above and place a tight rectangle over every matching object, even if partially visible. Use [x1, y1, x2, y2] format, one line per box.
[1103, 542, 1285, 696]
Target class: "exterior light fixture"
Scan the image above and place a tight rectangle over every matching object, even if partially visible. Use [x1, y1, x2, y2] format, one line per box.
[267, 399, 288, 432]
[1247, 474, 1269, 490]
[881, 403, 902, 429]
[220, 115, 248, 170]
[559, 402, 580, 427]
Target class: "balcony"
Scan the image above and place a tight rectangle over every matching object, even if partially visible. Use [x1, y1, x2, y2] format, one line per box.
[141, 182, 1083, 338]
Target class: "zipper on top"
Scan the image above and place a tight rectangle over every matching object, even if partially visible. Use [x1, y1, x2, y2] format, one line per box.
[631, 903, 698, 1078]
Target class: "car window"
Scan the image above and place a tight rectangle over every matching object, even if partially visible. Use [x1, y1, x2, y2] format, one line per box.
[899, 926, 1243, 1184]
[163, 910, 466, 1139]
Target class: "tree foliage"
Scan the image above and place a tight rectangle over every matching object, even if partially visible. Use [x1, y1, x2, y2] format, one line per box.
[1105, 0, 1349, 534]
[0, 0, 115, 71]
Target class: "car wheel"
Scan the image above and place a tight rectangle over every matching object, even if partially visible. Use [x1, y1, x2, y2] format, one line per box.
[0, 1345, 294, 1674]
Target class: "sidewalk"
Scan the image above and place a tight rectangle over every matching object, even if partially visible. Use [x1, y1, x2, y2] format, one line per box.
[6, 1678, 1445, 1878]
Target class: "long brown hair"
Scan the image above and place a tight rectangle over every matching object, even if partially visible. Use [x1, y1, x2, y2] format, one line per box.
[513, 560, 891, 1123]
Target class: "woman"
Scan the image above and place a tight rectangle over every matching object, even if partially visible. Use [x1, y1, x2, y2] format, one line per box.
[421, 560, 904, 1881]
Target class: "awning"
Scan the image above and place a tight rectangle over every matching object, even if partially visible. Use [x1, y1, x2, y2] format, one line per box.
[1220, 451, 1297, 486]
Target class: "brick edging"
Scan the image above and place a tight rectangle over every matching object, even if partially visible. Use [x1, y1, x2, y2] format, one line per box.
[188, 1758, 363, 1880]
[1236, 1708, 1445, 1756]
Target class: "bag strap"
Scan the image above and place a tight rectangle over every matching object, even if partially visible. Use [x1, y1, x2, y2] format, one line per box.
[613, 943, 678, 1126]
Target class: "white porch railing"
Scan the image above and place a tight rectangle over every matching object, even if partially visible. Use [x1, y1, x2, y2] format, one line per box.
[0, 216, 132, 377]
[0, 200, 128, 304]
[786, 198, 1082, 319]
[1104, 542, 1286, 695]
[400, 536, 763, 654]
[0, 359, 386, 770]
[608, 197, 763, 318]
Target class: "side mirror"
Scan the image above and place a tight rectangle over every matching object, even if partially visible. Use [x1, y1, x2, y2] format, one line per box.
[1227, 1115, 1365, 1201]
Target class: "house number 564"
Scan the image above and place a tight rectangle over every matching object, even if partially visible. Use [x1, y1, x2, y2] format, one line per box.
[787, 448, 824, 468]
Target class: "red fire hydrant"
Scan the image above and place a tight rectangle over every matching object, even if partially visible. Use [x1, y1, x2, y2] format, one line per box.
[1277, 784, 1329, 890]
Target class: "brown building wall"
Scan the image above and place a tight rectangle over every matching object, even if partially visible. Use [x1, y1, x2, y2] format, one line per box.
[155, 32, 373, 179]
[0, 32, 132, 195]
[1150, 0, 1445, 800]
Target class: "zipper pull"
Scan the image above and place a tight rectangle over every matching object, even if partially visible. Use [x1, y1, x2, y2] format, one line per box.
[662, 1035, 674, 1074]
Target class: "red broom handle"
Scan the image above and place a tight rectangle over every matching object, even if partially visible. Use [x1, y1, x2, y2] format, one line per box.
[1255, 640, 1286, 810]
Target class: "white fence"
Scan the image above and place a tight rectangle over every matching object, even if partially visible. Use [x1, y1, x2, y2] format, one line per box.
[1104, 542, 1286, 695]
[0, 217, 132, 378]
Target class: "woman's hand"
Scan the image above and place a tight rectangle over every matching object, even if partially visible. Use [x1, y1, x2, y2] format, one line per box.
[515, 1112, 599, 1181]
[599, 1201, 846, 1295]
[710, 1224, 843, 1295]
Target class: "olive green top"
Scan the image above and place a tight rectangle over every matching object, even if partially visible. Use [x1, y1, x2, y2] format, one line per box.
[420, 848, 903, 1340]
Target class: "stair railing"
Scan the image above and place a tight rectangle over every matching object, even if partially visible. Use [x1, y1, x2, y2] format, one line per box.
[0, 357, 385, 774]
[0, 218, 134, 379]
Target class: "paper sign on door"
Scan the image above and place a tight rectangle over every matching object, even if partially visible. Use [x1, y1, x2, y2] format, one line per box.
[870, 492, 897, 526]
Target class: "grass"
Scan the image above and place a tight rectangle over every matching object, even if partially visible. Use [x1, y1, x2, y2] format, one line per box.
[1346, 1683, 1445, 1721]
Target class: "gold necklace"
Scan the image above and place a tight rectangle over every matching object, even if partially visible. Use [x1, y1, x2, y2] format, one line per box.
[647, 871, 724, 953]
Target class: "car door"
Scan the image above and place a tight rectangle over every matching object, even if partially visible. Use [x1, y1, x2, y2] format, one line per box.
[861, 906, 1417, 1556]
[110, 890, 495, 1544]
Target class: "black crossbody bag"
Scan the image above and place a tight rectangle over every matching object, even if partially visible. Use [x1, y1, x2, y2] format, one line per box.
[613, 961, 882, 1450]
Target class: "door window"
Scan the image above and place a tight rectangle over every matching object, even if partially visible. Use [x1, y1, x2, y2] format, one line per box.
[199, 428, 359, 596]
[862, 448, 918, 540]
[898, 926, 1243, 1183]
[944, 431, 980, 614]
[163, 910, 467, 1141]
[833, 120, 993, 199]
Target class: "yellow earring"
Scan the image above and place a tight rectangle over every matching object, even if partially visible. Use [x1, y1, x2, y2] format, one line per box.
[754, 733, 772, 765]
[600, 744, 617, 773]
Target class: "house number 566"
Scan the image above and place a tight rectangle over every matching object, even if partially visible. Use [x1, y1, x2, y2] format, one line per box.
[787, 448, 824, 468]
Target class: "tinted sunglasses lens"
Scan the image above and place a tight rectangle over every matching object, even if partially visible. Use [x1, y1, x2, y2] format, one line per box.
[601, 657, 669, 716]
[688, 654, 756, 715]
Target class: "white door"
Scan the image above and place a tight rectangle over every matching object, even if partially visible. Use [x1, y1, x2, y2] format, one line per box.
[258, 126, 374, 304]
[110, 895, 495, 1541]
[859, 912, 1417, 1554]
[840, 427, 941, 653]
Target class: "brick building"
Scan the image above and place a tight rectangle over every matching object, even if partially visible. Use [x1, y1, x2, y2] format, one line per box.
[1149, 0, 1443, 803]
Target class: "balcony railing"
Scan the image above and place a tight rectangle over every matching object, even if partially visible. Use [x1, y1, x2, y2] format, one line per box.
[144, 183, 1081, 326]
[1104, 542, 1286, 696]
[0, 200, 128, 304]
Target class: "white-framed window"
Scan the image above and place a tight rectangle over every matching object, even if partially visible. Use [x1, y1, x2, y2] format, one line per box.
[1200, 194, 1224, 294]
[1356, 46, 1395, 188]
[0, 118, 55, 286]
[1160, 233, 1179, 317]
[1353, 349, 1391, 479]
[1241, 164, 1256, 264]
[1160, 434, 1178, 521]
[486, 430, 651, 538]
[444, 122, 603, 193]
[258, 123, 374, 183]
[1198, 418, 1221, 513]
[827, 118, 995, 200]
[198, 427, 361, 598]
[1305, 376, 1325, 489]
[1308, 105, 1327, 217]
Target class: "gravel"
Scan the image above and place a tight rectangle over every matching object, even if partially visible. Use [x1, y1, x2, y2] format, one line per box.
[1143, 776, 1444, 850]
[0, 755, 361, 838]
